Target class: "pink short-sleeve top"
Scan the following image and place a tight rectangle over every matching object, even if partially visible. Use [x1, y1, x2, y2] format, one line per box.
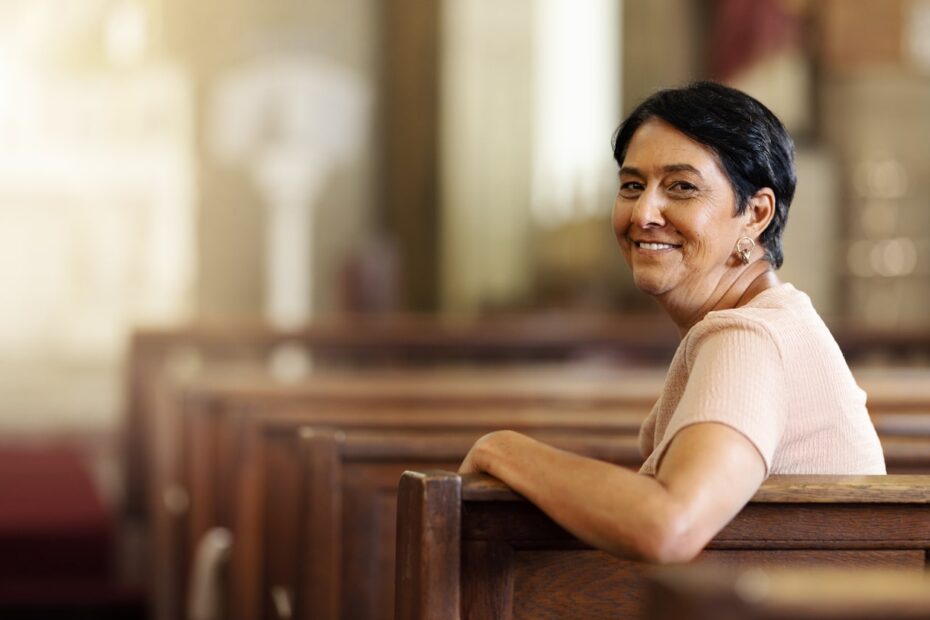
[638, 283, 886, 476]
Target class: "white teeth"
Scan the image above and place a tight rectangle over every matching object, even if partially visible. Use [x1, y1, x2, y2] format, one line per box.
[638, 242, 676, 250]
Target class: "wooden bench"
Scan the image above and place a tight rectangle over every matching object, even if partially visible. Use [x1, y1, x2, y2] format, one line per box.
[198, 419, 930, 620]
[395, 473, 930, 619]
[248, 427, 642, 620]
[151, 368, 661, 620]
[149, 365, 930, 620]
[191, 414, 645, 620]
[193, 415, 930, 620]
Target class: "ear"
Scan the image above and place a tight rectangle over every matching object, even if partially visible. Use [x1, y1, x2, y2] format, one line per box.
[743, 188, 776, 239]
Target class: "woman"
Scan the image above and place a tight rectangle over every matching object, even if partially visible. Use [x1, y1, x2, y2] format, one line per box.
[459, 81, 885, 563]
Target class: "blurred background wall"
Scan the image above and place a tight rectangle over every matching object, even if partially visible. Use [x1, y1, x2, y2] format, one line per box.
[1, 0, 929, 437]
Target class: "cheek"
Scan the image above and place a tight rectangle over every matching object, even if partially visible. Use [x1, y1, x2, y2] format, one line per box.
[611, 198, 630, 240]
[679, 209, 732, 260]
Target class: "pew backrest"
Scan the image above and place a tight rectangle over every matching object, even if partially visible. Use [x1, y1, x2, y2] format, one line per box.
[395, 473, 930, 620]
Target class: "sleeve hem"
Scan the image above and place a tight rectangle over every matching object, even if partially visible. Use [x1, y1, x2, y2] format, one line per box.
[644, 419, 773, 478]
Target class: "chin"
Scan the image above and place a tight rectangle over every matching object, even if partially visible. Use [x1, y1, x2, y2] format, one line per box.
[632, 274, 668, 297]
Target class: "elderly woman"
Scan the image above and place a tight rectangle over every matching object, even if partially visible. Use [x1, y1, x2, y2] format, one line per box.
[459, 81, 885, 563]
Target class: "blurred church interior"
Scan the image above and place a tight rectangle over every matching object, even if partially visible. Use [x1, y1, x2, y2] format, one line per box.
[2, 0, 930, 618]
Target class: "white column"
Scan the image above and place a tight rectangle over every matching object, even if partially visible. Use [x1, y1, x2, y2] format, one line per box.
[254, 147, 325, 329]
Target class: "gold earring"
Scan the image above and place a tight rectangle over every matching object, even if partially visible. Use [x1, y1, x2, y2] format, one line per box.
[736, 237, 755, 265]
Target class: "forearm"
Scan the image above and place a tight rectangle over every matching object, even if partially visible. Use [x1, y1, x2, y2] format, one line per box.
[466, 431, 682, 560]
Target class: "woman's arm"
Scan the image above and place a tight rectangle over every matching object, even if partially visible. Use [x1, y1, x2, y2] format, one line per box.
[458, 422, 766, 563]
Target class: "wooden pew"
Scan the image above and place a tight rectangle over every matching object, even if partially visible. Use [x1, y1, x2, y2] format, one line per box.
[151, 368, 662, 620]
[193, 410, 646, 620]
[150, 364, 930, 620]
[159, 370, 930, 620]
[208, 420, 930, 620]
[281, 427, 639, 620]
[645, 565, 930, 620]
[395, 473, 930, 620]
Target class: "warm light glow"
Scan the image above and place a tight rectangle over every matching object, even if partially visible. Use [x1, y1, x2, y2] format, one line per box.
[105, 0, 149, 66]
[531, 0, 620, 227]
[0, 1, 194, 430]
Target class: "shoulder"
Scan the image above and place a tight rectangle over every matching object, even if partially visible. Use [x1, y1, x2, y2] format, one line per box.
[683, 311, 784, 371]
[683, 284, 812, 367]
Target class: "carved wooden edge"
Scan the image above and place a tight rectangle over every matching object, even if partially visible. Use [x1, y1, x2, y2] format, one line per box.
[395, 470, 462, 620]
[461, 474, 930, 503]
[297, 427, 346, 620]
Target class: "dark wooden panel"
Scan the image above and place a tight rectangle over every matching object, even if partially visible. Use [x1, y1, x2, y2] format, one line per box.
[512, 550, 642, 620]
[339, 461, 461, 620]
[298, 432, 639, 620]
[261, 429, 305, 620]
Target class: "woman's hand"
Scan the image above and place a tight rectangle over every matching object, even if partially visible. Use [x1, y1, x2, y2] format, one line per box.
[458, 430, 517, 475]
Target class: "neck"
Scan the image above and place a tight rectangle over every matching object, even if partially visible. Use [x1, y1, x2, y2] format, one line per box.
[662, 261, 781, 336]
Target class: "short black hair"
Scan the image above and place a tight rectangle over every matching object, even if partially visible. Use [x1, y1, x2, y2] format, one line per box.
[612, 81, 796, 268]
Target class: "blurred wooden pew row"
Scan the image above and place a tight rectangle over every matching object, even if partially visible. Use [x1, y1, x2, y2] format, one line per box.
[161, 370, 930, 620]
[127, 319, 930, 522]
[645, 565, 930, 620]
[395, 473, 930, 620]
[152, 368, 662, 620]
[127, 317, 679, 520]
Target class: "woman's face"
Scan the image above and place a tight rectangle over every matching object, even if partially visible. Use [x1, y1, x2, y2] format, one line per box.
[612, 119, 749, 308]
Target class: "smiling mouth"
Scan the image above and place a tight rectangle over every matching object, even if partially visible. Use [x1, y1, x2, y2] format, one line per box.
[635, 241, 680, 251]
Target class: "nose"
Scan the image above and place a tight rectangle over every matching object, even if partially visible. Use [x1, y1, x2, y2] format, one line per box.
[630, 187, 665, 229]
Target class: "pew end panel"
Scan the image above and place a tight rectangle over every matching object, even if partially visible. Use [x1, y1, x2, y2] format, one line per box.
[395, 470, 462, 620]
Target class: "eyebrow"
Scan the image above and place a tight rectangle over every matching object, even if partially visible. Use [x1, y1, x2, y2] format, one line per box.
[619, 164, 705, 178]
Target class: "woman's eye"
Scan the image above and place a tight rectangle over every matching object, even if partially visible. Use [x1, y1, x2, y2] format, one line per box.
[619, 181, 643, 195]
[669, 181, 698, 193]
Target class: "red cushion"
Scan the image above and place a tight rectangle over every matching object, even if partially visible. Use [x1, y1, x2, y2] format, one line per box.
[0, 446, 113, 579]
